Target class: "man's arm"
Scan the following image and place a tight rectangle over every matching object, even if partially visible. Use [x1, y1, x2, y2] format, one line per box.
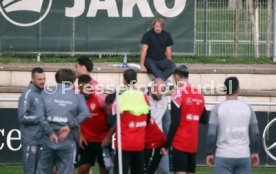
[18, 92, 41, 124]
[38, 97, 54, 137]
[102, 109, 117, 147]
[166, 46, 172, 60]
[59, 94, 90, 141]
[249, 124, 260, 153]
[200, 107, 209, 125]
[68, 94, 90, 129]
[107, 113, 116, 127]
[205, 105, 219, 166]
[106, 126, 116, 139]
[206, 105, 219, 155]
[249, 106, 260, 154]
[248, 106, 260, 166]
[78, 126, 88, 149]
[162, 108, 171, 136]
[37, 95, 59, 143]
[102, 125, 116, 147]
[165, 32, 174, 60]
[97, 94, 112, 116]
[206, 124, 217, 166]
[206, 125, 218, 155]
[164, 100, 181, 149]
[140, 44, 148, 72]
[147, 110, 151, 125]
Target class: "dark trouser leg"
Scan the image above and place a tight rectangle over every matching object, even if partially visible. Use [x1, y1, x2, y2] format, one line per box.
[36, 145, 54, 174]
[130, 151, 144, 174]
[145, 59, 166, 80]
[145, 148, 163, 174]
[55, 141, 75, 174]
[172, 149, 196, 173]
[114, 150, 131, 174]
[95, 143, 109, 174]
[156, 59, 176, 81]
[22, 145, 40, 174]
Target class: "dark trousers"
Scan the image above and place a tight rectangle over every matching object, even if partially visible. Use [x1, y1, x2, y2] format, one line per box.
[114, 150, 144, 174]
[144, 148, 163, 174]
[144, 58, 176, 81]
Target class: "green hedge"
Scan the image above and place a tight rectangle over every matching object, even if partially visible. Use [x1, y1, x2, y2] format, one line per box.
[0, 55, 275, 64]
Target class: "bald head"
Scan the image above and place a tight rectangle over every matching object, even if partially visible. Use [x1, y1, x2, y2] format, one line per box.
[150, 78, 166, 100]
[153, 78, 165, 86]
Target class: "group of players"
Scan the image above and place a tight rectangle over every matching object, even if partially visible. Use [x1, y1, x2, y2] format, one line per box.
[18, 57, 260, 174]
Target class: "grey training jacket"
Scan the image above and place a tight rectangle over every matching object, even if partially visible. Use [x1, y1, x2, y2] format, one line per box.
[18, 82, 43, 145]
[38, 84, 89, 141]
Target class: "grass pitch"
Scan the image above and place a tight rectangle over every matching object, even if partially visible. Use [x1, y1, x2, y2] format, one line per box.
[0, 165, 275, 174]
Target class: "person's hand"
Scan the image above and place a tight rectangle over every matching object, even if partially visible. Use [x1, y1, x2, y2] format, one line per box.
[251, 153, 260, 167]
[79, 135, 88, 149]
[58, 126, 70, 141]
[50, 133, 58, 144]
[160, 147, 167, 155]
[101, 136, 111, 147]
[140, 65, 147, 72]
[206, 155, 215, 167]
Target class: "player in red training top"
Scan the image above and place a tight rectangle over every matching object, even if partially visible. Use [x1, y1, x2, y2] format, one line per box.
[161, 65, 209, 174]
[78, 74, 111, 174]
[106, 69, 151, 174]
[72, 57, 102, 174]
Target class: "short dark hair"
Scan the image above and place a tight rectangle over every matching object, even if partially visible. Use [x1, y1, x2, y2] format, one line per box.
[123, 69, 137, 85]
[224, 76, 239, 95]
[55, 69, 76, 83]
[78, 75, 91, 84]
[31, 67, 44, 78]
[173, 65, 189, 79]
[76, 57, 93, 72]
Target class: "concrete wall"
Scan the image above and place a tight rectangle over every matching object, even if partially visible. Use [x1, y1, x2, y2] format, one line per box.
[0, 69, 276, 111]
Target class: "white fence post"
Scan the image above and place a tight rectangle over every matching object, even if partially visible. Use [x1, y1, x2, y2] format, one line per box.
[116, 86, 123, 174]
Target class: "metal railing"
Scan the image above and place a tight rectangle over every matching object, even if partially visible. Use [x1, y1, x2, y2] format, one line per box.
[1, 97, 276, 107]
[0, 98, 18, 102]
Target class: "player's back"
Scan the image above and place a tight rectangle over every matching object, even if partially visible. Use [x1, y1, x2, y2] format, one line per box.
[41, 84, 83, 132]
[215, 99, 252, 158]
[113, 90, 150, 151]
[171, 86, 205, 152]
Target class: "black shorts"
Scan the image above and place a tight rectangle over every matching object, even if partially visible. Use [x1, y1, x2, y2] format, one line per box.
[144, 148, 163, 174]
[78, 142, 105, 167]
[172, 148, 196, 173]
[114, 150, 144, 174]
